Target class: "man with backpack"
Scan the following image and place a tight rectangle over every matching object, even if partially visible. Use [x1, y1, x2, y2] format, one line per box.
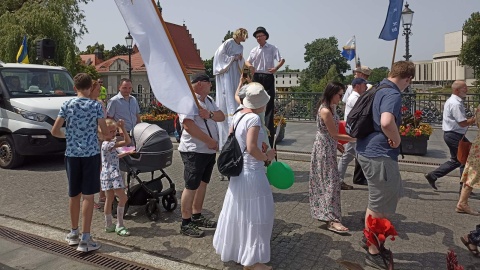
[178, 73, 225, 238]
[354, 61, 415, 269]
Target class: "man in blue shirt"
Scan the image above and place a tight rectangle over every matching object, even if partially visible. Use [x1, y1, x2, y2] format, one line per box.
[356, 61, 415, 269]
[106, 78, 141, 132]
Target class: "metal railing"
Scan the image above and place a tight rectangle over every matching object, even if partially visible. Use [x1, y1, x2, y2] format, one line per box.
[107, 92, 480, 124]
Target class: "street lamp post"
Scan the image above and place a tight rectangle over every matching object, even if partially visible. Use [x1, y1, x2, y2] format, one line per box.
[125, 32, 133, 81]
[401, 3, 414, 61]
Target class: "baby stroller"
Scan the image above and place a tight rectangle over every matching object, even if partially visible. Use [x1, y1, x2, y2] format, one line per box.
[117, 122, 177, 221]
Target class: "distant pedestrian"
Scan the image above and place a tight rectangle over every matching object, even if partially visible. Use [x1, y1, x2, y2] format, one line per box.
[213, 82, 276, 270]
[214, 28, 248, 151]
[356, 61, 414, 269]
[309, 82, 355, 234]
[338, 78, 368, 190]
[51, 73, 109, 252]
[457, 104, 480, 215]
[100, 119, 133, 236]
[245, 26, 285, 148]
[425, 81, 476, 193]
[106, 78, 141, 134]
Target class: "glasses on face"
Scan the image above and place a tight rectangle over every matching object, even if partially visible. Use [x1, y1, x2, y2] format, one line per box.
[256, 34, 266, 38]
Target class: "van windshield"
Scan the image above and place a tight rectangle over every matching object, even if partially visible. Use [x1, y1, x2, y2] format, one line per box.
[1, 68, 76, 97]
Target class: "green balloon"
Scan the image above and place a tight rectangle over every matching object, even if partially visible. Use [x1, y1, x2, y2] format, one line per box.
[267, 161, 294, 189]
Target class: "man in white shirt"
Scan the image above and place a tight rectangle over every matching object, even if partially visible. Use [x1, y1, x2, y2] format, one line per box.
[338, 78, 367, 190]
[425, 80, 475, 192]
[245, 26, 285, 147]
[342, 66, 372, 103]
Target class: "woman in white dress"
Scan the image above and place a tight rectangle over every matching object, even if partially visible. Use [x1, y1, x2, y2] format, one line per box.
[213, 82, 276, 270]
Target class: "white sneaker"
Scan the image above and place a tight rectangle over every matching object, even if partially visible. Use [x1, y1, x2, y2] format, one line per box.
[76, 237, 101, 252]
[65, 232, 79, 246]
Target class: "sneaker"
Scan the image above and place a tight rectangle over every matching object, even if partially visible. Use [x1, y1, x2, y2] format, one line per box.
[424, 173, 437, 190]
[365, 250, 392, 269]
[76, 237, 101, 252]
[65, 232, 79, 246]
[180, 222, 205, 238]
[191, 214, 217, 228]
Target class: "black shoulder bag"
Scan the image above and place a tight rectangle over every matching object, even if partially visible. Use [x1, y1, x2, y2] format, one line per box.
[217, 112, 251, 177]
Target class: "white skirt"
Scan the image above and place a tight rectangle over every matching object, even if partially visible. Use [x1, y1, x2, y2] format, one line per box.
[213, 167, 274, 266]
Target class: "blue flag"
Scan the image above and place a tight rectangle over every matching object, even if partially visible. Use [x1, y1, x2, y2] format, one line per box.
[341, 36, 356, 61]
[379, 0, 404, 41]
[16, 36, 29, 64]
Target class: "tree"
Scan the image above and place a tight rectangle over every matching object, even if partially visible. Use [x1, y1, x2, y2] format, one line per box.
[108, 44, 129, 58]
[459, 12, 480, 86]
[0, 0, 92, 74]
[310, 64, 340, 93]
[301, 37, 350, 89]
[203, 57, 216, 89]
[222, 30, 233, 43]
[281, 65, 300, 72]
[368, 67, 390, 84]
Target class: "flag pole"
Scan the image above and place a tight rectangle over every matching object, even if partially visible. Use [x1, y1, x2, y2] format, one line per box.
[391, 38, 398, 69]
[150, 0, 201, 109]
[353, 35, 358, 68]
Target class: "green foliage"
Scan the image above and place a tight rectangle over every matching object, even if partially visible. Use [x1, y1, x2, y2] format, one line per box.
[281, 65, 300, 72]
[222, 31, 233, 43]
[202, 57, 216, 89]
[0, 0, 92, 74]
[309, 65, 340, 93]
[343, 73, 354, 85]
[368, 67, 390, 85]
[300, 36, 350, 89]
[459, 12, 480, 82]
[80, 43, 129, 59]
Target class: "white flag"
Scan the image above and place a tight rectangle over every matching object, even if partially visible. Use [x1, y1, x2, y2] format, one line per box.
[114, 0, 198, 115]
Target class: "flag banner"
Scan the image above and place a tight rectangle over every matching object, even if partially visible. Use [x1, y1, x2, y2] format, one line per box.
[16, 36, 29, 64]
[114, 0, 198, 115]
[379, 0, 404, 41]
[341, 37, 356, 61]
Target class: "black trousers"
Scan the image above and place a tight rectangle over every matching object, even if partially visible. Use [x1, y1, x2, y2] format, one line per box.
[352, 159, 366, 184]
[253, 73, 275, 148]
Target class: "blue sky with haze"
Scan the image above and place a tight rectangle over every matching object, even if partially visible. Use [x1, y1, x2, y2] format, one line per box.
[78, 0, 480, 71]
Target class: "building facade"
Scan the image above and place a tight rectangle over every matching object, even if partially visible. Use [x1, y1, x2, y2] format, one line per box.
[275, 71, 301, 91]
[413, 31, 475, 86]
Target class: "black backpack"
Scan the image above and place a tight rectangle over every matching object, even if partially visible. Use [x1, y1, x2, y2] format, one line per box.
[346, 84, 389, 138]
[217, 112, 251, 177]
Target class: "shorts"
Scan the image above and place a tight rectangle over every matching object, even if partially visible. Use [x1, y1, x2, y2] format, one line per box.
[65, 154, 101, 197]
[357, 154, 403, 215]
[180, 152, 216, 190]
[101, 175, 125, 191]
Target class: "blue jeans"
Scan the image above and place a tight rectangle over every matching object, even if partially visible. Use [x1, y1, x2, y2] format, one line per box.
[429, 131, 468, 180]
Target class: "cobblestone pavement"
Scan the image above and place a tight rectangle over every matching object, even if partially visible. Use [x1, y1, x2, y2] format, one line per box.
[1, 152, 480, 270]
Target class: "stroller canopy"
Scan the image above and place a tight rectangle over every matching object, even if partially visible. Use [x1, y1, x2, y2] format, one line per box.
[132, 122, 172, 153]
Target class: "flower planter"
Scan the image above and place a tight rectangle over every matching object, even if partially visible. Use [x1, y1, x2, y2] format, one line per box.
[145, 119, 175, 134]
[275, 125, 286, 143]
[400, 135, 429, 156]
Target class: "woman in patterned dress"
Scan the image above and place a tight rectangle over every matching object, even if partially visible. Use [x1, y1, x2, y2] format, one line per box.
[309, 82, 356, 233]
[457, 105, 480, 216]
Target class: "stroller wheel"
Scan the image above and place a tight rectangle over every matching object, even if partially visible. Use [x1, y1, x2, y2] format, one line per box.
[162, 194, 178, 212]
[145, 201, 160, 221]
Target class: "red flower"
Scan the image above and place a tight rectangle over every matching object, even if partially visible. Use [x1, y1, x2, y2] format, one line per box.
[414, 110, 422, 119]
[401, 132, 406, 136]
[415, 131, 422, 137]
[401, 106, 408, 113]
[363, 215, 398, 248]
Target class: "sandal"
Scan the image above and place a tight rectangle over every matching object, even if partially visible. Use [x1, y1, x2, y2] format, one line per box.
[456, 204, 480, 216]
[461, 235, 480, 256]
[327, 221, 349, 234]
[105, 224, 116, 233]
[341, 182, 354, 190]
[115, 226, 131, 237]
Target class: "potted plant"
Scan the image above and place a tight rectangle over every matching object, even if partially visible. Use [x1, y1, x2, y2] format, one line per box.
[399, 106, 433, 155]
[274, 115, 287, 143]
[140, 100, 176, 134]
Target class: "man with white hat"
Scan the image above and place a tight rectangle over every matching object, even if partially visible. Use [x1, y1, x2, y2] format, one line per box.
[342, 66, 372, 103]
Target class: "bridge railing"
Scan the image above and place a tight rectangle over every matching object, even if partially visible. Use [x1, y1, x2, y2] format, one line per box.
[107, 92, 480, 124]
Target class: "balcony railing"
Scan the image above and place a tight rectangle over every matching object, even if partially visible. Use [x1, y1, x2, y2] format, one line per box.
[107, 91, 480, 124]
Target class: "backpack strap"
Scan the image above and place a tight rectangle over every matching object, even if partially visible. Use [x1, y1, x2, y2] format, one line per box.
[232, 112, 252, 152]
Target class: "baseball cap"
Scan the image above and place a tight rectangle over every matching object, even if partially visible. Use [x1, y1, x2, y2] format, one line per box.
[352, 78, 367, 87]
[191, 73, 211, 84]
[354, 66, 372, 76]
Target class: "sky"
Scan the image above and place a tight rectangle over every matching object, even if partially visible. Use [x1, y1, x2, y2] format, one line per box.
[77, 0, 480, 71]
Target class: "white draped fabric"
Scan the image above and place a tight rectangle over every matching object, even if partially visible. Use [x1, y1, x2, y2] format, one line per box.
[213, 38, 244, 149]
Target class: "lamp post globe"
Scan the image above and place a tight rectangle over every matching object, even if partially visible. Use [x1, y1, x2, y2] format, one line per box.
[125, 32, 133, 81]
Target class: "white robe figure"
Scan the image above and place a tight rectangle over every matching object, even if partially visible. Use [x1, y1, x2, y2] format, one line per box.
[213, 38, 244, 150]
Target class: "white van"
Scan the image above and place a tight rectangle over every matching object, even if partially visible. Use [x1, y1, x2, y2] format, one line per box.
[0, 63, 76, 169]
